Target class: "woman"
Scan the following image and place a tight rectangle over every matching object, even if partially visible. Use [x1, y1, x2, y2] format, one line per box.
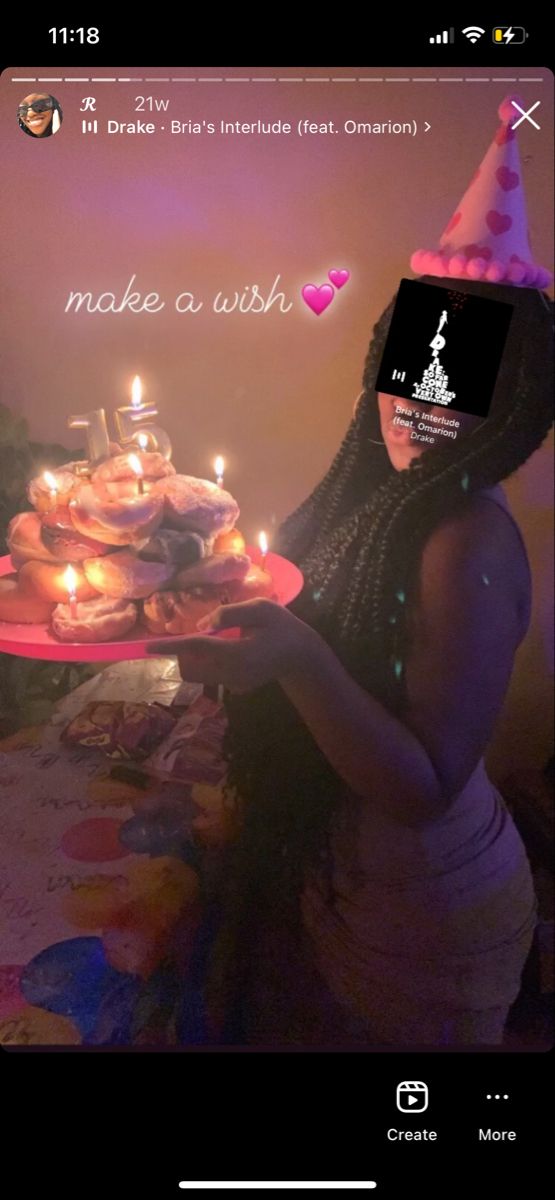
[150, 276, 553, 1047]
[18, 94, 62, 138]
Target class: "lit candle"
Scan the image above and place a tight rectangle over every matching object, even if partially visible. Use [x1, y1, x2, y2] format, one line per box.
[128, 453, 145, 494]
[258, 530, 268, 570]
[131, 374, 142, 409]
[115, 376, 156, 443]
[115, 376, 172, 459]
[64, 564, 78, 619]
[27, 468, 76, 512]
[67, 409, 111, 463]
[214, 455, 225, 488]
[43, 470, 58, 511]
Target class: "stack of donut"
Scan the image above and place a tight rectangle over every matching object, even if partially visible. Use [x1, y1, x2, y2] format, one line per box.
[0, 450, 276, 642]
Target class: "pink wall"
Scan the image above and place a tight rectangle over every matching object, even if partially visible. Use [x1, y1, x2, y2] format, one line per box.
[1, 66, 553, 771]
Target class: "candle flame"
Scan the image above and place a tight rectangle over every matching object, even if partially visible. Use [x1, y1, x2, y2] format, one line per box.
[258, 531, 268, 556]
[128, 453, 143, 478]
[43, 471, 58, 491]
[64, 564, 78, 596]
[214, 455, 225, 480]
[131, 375, 142, 408]
[137, 432, 148, 451]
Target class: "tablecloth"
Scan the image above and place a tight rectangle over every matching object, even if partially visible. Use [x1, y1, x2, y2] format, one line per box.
[0, 664, 230, 1047]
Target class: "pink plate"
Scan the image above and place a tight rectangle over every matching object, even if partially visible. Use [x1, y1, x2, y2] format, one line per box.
[0, 550, 304, 662]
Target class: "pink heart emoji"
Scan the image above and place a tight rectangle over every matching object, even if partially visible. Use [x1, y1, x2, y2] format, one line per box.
[328, 268, 350, 289]
[496, 165, 520, 191]
[301, 283, 335, 316]
[465, 244, 493, 261]
[486, 210, 513, 236]
[442, 211, 462, 237]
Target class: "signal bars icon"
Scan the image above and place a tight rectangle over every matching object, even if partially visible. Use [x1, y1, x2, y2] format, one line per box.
[429, 28, 455, 43]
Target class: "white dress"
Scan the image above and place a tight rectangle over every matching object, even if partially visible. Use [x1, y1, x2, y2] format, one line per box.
[300, 486, 537, 1046]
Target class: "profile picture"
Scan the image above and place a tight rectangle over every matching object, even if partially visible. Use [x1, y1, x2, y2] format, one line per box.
[18, 93, 63, 138]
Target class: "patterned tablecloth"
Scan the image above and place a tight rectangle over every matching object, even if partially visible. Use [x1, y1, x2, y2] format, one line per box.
[0, 662, 231, 1047]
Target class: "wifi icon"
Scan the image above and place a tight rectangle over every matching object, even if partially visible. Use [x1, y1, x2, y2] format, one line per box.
[462, 25, 485, 42]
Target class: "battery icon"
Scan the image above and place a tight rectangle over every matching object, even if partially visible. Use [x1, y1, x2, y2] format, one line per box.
[493, 26, 528, 43]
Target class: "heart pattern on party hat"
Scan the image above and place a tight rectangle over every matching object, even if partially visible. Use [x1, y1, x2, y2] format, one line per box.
[496, 165, 520, 191]
[442, 211, 462, 237]
[486, 210, 513, 236]
[410, 93, 553, 288]
[465, 244, 493, 261]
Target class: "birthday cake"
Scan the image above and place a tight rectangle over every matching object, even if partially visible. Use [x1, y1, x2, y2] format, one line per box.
[1, 447, 276, 643]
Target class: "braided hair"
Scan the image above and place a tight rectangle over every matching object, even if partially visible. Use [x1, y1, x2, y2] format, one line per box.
[220, 276, 553, 936]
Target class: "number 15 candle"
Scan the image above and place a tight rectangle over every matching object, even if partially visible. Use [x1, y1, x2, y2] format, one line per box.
[115, 375, 172, 459]
[67, 409, 110, 463]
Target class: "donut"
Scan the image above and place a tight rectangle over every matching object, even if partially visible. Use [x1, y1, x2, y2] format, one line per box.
[64, 459, 92, 477]
[62, 445, 121, 480]
[92, 452, 175, 485]
[213, 528, 246, 555]
[27, 469, 77, 512]
[221, 564, 277, 603]
[174, 553, 251, 590]
[40, 508, 111, 562]
[137, 529, 206, 568]
[151, 475, 239, 536]
[51, 596, 138, 643]
[143, 565, 277, 636]
[7, 512, 59, 567]
[0, 576, 55, 624]
[83, 550, 175, 600]
[143, 590, 224, 636]
[68, 484, 164, 546]
[17, 560, 100, 603]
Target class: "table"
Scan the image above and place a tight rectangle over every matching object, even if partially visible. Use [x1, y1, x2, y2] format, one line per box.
[0, 673, 229, 1047]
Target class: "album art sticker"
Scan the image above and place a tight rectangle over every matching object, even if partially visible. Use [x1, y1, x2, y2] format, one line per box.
[376, 279, 513, 420]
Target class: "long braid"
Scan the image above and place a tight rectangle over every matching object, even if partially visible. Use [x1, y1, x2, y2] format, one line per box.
[214, 280, 553, 1023]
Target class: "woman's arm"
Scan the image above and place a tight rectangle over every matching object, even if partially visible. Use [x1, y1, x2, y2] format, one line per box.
[279, 622, 445, 825]
[149, 498, 530, 827]
[280, 498, 530, 824]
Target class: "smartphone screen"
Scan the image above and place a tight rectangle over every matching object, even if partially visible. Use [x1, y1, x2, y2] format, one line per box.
[0, 20, 552, 1197]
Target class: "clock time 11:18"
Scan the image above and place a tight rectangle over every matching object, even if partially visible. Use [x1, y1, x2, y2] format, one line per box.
[48, 28, 100, 43]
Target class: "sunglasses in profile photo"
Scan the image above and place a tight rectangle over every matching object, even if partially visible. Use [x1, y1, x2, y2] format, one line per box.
[18, 93, 63, 138]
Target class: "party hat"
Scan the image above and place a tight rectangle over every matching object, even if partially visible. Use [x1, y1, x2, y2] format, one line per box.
[411, 94, 552, 288]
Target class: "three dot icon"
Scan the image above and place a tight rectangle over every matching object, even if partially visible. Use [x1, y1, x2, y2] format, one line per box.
[486, 1094, 510, 1100]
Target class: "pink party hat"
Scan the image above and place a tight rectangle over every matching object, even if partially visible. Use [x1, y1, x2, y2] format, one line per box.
[411, 94, 552, 288]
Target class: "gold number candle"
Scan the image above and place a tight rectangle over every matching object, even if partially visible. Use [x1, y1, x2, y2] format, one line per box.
[115, 375, 172, 459]
[67, 408, 111, 463]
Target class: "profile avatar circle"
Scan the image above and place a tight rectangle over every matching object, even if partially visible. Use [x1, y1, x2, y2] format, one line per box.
[18, 94, 63, 138]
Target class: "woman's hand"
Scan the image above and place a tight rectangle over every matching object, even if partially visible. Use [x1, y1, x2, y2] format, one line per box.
[146, 599, 317, 693]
